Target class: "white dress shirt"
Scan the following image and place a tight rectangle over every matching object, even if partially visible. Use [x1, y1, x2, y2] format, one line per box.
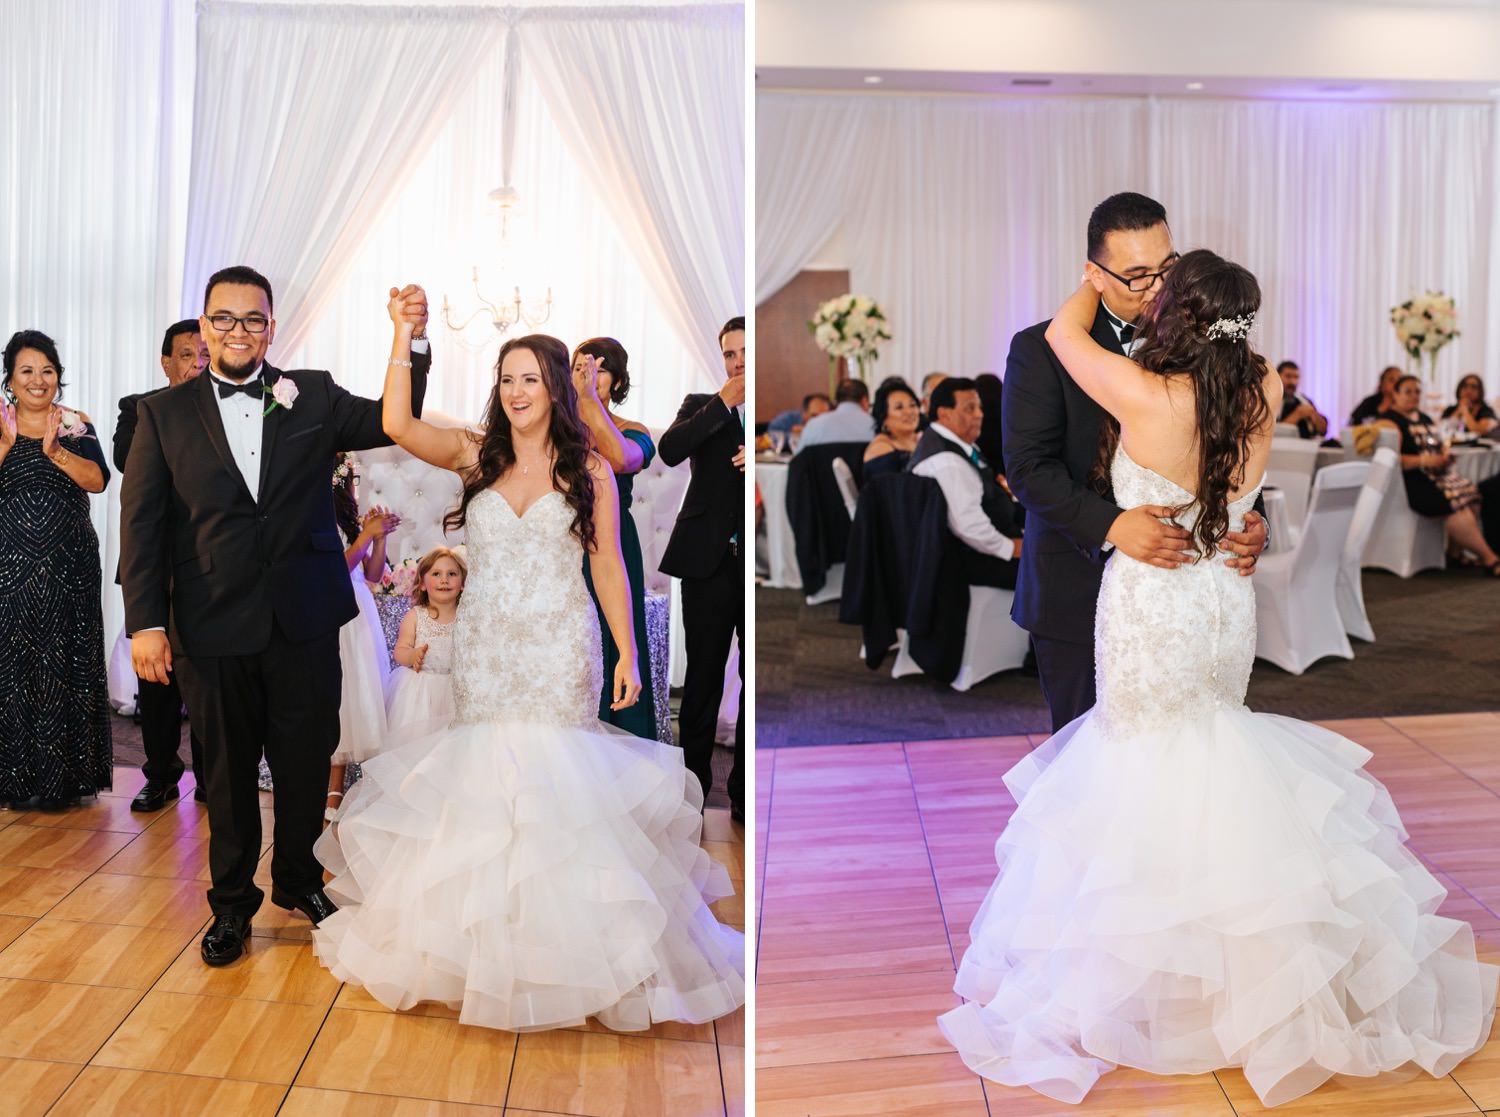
[910, 422, 1016, 561]
[795, 400, 875, 450]
[208, 365, 268, 502]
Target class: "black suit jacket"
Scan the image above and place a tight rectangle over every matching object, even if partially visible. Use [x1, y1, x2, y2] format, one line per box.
[657, 392, 744, 580]
[1001, 305, 1122, 645]
[120, 357, 428, 656]
[114, 384, 175, 473]
[785, 441, 865, 595]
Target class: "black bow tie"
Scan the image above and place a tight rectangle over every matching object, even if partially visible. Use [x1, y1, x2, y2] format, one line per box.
[1117, 322, 1136, 345]
[216, 375, 263, 400]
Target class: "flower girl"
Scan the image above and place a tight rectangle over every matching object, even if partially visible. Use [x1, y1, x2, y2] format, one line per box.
[327, 453, 400, 818]
[386, 547, 465, 734]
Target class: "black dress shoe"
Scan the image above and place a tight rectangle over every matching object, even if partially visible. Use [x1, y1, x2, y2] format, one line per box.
[130, 781, 180, 813]
[193, 787, 208, 804]
[730, 803, 745, 825]
[270, 886, 338, 926]
[200, 914, 252, 966]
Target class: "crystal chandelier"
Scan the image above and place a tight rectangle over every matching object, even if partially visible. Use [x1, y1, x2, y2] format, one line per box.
[441, 187, 552, 338]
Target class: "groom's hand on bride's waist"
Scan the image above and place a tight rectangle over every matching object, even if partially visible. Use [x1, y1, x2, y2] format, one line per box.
[1221, 511, 1267, 577]
[1105, 504, 1196, 569]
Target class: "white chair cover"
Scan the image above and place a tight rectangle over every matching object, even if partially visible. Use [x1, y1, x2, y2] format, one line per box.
[1266, 438, 1322, 531]
[1359, 429, 1446, 578]
[1253, 461, 1366, 675]
[1336, 448, 1398, 642]
[891, 586, 1029, 693]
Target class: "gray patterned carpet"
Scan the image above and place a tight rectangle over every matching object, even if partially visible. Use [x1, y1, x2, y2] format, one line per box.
[756, 568, 1500, 747]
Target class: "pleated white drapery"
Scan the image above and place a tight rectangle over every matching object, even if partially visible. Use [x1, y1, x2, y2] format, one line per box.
[757, 91, 1500, 423]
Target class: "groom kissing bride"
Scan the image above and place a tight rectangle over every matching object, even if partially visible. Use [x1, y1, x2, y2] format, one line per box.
[1002, 192, 1267, 732]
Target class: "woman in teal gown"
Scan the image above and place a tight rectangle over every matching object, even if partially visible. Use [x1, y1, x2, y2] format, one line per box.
[573, 337, 658, 739]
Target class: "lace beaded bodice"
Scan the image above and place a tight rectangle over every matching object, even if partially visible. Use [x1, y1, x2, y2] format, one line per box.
[450, 488, 602, 728]
[411, 608, 456, 676]
[1093, 447, 1262, 738]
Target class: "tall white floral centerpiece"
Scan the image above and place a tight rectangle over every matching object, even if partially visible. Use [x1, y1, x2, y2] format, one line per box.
[809, 294, 891, 396]
[1390, 291, 1459, 385]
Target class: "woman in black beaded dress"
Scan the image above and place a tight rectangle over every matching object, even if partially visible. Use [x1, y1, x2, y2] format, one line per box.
[0, 331, 113, 809]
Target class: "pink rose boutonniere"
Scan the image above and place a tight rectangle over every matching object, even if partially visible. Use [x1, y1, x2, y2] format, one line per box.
[264, 378, 299, 416]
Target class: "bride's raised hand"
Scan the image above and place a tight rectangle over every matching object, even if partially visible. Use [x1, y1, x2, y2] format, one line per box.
[387, 286, 418, 336]
[609, 657, 641, 710]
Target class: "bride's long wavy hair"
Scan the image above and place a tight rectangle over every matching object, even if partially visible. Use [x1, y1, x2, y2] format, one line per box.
[1096, 249, 1271, 558]
[444, 334, 597, 551]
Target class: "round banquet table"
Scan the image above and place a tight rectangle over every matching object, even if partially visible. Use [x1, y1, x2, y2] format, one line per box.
[755, 456, 801, 589]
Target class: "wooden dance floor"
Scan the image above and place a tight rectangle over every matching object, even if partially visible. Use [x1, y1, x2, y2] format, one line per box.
[756, 713, 1500, 1117]
[0, 767, 745, 1117]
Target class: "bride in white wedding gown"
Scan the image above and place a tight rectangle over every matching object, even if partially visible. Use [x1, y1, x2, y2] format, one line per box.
[938, 251, 1496, 1107]
[311, 299, 744, 1032]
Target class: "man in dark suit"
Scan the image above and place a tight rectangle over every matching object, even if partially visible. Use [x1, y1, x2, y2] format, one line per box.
[908, 376, 1022, 589]
[116, 320, 209, 812]
[658, 316, 745, 823]
[122, 266, 430, 965]
[1001, 193, 1267, 732]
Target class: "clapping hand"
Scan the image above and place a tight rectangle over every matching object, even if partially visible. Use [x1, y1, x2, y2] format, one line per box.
[411, 643, 429, 673]
[387, 284, 429, 337]
[0, 401, 15, 452]
[574, 354, 604, 404]
[732, 446, 745, 471]
[40, 405, 61, 458]
[362, 505, 402, 539]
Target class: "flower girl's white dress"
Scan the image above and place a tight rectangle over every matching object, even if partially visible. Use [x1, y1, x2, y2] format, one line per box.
[384, 606, 456, 734]
[938, 448, 1497, 1107]
[313, 489, 744, 1031]
[331, 532, 390, 765]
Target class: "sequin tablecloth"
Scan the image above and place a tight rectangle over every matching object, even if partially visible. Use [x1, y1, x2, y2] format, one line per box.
[258, 591, 673, 790]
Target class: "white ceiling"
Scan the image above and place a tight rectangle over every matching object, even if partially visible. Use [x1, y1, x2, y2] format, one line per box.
[757, 0, 1500, 101]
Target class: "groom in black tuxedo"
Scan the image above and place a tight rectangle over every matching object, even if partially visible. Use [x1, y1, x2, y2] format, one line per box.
[1002, 193, 1267, 732]
[658, 316, 746, 823]
[121, 266, 430, 965]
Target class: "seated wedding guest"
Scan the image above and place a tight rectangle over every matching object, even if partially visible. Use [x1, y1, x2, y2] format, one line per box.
[573, 337, 658, 739]
[920, 371, 948, 415]
[909, 376, 1022, 589]
[326, 453, 400, 819]
[1378, 375, 1500, 574]
[1442, 374, 1498, 436]
[767, 392, 831, 437]
[1276, 360, 1328, 439]
[1350, 364, 1402, 426]
[864, 378, 922, 479]
[0, 331, 112, 810]
[117, 320, 209, 811]
[797, 378, 873, 450]
[974, 372, 1006, 470]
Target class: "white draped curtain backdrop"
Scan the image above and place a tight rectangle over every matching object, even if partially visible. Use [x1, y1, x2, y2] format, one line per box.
[758, 90, 1500, 425]
[2, 0, 744, 640]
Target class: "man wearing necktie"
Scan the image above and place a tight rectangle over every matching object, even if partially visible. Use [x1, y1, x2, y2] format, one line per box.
[908, 376, 1022, 589]
[658, 315, 746, 824]
[121, 265, 430, 966]
[1001, 193, 1267, 733]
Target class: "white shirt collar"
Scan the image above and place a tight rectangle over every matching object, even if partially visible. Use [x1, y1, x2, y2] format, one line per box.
[930, 420, 975, 456]
[208, 363, 265, 386]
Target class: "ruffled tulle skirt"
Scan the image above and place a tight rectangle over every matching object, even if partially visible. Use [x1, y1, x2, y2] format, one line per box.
[312, 715, 745, 1032]
[384, 666, 456, 736]
[937, 707, 1498, 1108]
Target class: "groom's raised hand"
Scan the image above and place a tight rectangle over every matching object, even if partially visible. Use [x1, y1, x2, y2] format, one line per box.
[1106, 504, 1196, 569]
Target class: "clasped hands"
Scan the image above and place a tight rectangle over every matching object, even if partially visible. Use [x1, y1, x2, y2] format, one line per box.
[1106, 504, 1267, 575]
[386, 285, 430, 337]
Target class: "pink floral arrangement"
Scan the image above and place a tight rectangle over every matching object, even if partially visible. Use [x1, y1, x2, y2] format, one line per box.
[374, 557, 421, 598]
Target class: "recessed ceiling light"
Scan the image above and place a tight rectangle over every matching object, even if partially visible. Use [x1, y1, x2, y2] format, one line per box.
[1185, 82, 1204, 91]
[1317, 84, 1360, 93]
[1011, 78, 1052, 87]
[863, 75, 883, 85]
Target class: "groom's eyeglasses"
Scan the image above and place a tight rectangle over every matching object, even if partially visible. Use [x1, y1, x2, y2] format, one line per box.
[206, 314, 270, 334]
[1089, 253, 1180, 293]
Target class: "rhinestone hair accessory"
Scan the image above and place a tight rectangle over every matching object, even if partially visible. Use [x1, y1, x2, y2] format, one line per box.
[1205, 314, 1255, 341]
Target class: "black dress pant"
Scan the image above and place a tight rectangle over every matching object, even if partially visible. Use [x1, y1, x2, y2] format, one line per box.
[175, 624, 341, 918]
[1031, 634, 1096, 735]
[678, 545, 744, 812]
[136, 672, 204, 789]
